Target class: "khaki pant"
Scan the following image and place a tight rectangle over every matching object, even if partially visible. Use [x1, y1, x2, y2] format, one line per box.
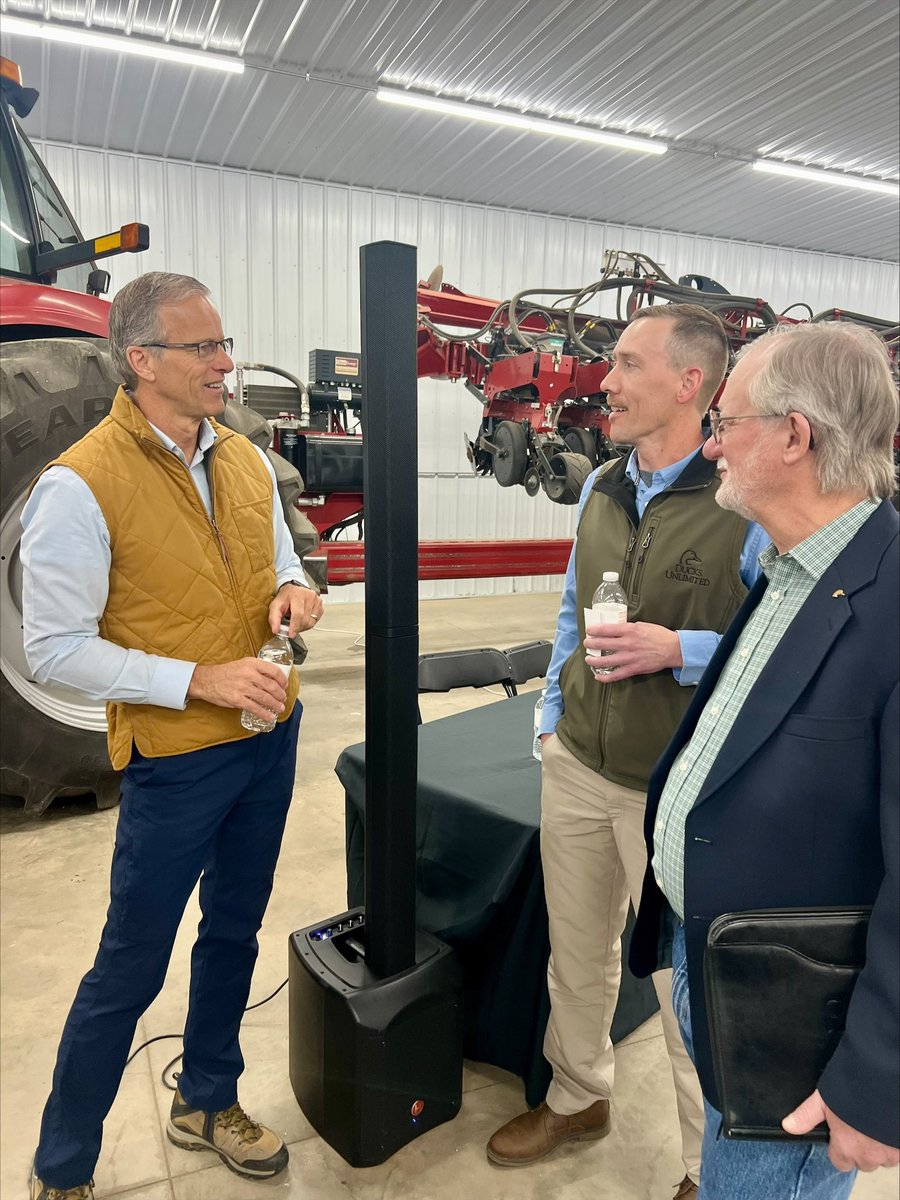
[540, 734, 704, 1183]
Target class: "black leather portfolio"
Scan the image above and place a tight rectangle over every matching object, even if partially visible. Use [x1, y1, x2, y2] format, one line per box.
[704, 907, 870, 1141]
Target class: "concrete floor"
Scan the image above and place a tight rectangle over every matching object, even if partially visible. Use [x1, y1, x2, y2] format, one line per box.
[1, 593, 895, 1200]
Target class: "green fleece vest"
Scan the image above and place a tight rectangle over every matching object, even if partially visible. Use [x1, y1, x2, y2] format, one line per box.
[555, 451, 748, 791]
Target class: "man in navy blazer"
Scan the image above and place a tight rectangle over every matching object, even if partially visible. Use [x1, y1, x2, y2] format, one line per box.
[630, 319, 899, 1199]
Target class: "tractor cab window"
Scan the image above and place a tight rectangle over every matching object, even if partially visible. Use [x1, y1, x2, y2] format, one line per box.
[0, 118, 32, 276]
[0, 112, 92, 292]
[12, 119, 91, 294]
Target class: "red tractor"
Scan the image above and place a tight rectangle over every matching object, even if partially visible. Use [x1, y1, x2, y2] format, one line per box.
[0, 57, 316, 813]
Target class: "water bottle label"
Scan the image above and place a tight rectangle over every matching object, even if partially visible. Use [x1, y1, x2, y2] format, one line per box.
[584, 604, 627, 630]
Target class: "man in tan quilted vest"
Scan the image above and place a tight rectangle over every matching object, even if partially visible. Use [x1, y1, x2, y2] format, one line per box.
[23, 272, 324, 1200]
[486, 305, 770, 1198]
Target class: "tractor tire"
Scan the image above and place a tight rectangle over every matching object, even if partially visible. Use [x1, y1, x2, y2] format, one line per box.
[0, 343, 321, 813]
[543, 451, 593, 505]
[218, 396, 273, 449]
[562, 426, 598, 466]
[0, 338, 121, 814]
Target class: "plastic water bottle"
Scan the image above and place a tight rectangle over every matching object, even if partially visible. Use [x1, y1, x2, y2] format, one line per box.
[533, 689, 546, 760]
[590, 572, 628, 677]
[240, 623, 293, 733]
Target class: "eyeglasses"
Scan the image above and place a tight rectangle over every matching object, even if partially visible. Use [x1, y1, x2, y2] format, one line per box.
[707, 408, 815, 449]
[708, 409, 782, 444]
[138, 337, 234, 359]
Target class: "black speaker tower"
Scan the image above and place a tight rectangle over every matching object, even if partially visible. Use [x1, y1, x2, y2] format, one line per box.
[288, 242, 463, 1167]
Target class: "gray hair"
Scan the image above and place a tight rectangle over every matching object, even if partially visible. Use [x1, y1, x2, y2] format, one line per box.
[108, 272, 212, 387]
[630, 302, 729, 408]
[739, 322, 898, 499]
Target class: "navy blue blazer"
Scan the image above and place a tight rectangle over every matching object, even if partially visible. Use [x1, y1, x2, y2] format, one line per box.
[630, 500, 899, 1147]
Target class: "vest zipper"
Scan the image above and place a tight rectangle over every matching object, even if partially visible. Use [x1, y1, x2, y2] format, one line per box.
[593, 499, 663, 765]
[205, 440, 260, 655]
[144, 433, 259, 656]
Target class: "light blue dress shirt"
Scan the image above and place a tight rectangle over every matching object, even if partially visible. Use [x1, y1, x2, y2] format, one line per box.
[539, 447, 769, 736]
[20, 416, 308, 711]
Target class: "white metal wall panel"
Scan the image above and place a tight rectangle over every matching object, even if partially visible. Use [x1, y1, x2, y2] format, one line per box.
[33, 139, 899, 604]
[7, 1, 899, 260]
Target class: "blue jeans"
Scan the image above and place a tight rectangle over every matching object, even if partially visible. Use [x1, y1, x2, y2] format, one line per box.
[671, 922, 856, 1200]
[35, 706, 301, 1189]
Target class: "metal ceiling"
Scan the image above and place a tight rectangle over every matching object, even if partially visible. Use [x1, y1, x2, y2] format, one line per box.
[2, 0, 898, 261]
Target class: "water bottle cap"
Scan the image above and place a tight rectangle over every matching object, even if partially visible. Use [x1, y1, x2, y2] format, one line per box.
[602, 571, 619, 582]
[278, 621, 291, 635]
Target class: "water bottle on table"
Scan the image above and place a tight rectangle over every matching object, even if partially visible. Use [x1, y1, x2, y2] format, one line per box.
[586, 572, 628, 678]
[241, 622, 294, 733]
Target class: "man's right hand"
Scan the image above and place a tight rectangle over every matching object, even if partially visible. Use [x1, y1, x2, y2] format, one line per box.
[539, 733, 554, 745]
[187, 659, 288, 722]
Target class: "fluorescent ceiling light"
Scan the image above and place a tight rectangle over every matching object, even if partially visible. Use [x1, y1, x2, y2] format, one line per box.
[2, 14, 244, 74]
[752, 158, 898, 197]
[377, 86, 667, 155]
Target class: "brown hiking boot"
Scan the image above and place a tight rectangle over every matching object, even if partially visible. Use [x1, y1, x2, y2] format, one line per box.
[166, 1087, 288, 1179]
[486, 1099, 611, 1166]
[29, 1172, 94, 1200]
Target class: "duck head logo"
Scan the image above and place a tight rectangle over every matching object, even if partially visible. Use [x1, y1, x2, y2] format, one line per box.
[666, 549, 710, 586]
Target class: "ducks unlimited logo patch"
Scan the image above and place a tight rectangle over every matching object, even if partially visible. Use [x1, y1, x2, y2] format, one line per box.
[666, 550, 710, 586]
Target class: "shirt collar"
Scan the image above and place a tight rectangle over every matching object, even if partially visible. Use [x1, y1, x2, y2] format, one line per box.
[146, 417, 218, 466]
[759, 499, 878, 582]
[624, 444, 704, 490]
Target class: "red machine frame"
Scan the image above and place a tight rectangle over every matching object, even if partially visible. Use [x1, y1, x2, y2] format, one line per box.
[312, 263, 900, 586]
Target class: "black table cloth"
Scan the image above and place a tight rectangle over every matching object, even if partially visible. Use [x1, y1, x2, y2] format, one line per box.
[337, 692, 659, 1107]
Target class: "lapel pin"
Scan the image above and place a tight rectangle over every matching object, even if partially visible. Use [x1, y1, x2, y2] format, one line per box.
[832, 589, 845, 598]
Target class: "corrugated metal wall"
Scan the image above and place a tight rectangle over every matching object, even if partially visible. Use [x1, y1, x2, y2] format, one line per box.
[36, 139, 900, 604]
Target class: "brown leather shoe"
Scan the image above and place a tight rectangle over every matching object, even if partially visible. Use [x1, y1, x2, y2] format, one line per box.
[673, 1176, 699, 1198]
[486, 1099, 611, 1166]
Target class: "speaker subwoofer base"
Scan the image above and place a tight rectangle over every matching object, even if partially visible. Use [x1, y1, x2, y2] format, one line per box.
[288, 908, 463, 1167]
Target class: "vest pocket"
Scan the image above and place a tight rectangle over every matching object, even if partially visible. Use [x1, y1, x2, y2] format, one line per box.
[626, 516, 660, 606]
[227, 497, 274, 575]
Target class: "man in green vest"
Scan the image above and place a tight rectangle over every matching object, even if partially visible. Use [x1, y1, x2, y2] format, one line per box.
[486, 304, 768, 1199]
[24, 272, 324, 1200]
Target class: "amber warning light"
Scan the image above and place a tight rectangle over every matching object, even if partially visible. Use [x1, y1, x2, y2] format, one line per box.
[0, 57, 23, 85]
[93, 223, 149, 256]
[34, 222, 150, 280]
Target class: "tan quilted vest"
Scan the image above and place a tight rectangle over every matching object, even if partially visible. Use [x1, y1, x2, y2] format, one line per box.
[42, 387, 299, 769]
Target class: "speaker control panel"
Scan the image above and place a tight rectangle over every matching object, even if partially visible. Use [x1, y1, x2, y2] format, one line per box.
[310, 911, 365, 943]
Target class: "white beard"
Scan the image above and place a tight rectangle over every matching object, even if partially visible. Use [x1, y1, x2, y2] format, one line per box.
[713, 446, 769, 522]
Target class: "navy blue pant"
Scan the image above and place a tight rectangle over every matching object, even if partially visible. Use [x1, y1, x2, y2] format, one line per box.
[35, 705, 301, 1188]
